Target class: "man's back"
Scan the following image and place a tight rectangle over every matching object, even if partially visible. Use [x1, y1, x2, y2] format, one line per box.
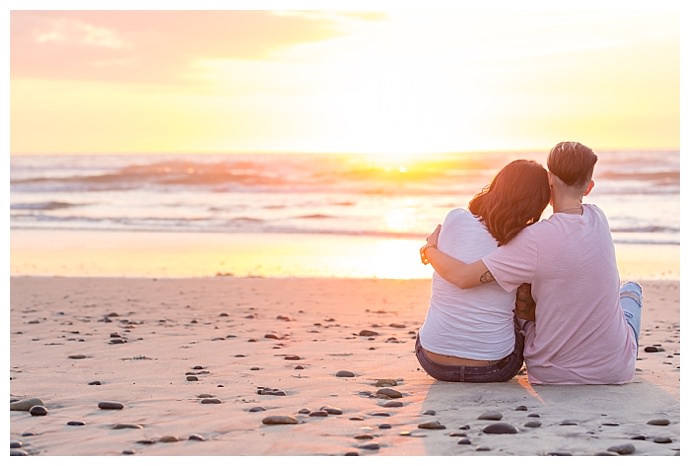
[483, 204, 637, 384]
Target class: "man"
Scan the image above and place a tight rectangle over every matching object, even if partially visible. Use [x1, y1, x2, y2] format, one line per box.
[420, 142, 642, 384]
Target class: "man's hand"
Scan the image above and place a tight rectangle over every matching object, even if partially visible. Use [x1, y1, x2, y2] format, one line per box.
[420, 225, 441, 265]
[515, 283, 536, 321]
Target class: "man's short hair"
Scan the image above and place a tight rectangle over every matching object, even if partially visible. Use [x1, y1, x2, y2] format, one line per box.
[547, 141, 598, 187]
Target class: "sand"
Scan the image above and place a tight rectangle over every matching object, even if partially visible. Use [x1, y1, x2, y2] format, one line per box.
[9, 276, 680, 456]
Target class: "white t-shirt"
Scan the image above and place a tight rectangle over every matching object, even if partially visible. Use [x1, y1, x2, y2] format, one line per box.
[483, 204, 637, 384]
[419, 208, 517, 360]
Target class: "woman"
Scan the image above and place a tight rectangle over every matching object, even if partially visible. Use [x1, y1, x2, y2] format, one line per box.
[416, 159, 550, 382]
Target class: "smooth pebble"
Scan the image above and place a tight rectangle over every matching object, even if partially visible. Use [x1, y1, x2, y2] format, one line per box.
[262, 415, 298, 425]
[98, 401, 124, 410]
[482, 422, 519, 434]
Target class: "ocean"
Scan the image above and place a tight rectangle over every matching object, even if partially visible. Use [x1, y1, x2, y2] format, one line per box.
[9, 150, 679, 247]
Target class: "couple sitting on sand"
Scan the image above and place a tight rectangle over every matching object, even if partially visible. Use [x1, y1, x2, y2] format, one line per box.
[416, 141, 643, 385]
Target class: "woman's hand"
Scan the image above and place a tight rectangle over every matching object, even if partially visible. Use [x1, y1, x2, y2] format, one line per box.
[515, 283, 536, 321]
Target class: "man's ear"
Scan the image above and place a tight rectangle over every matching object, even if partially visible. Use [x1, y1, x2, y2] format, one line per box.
[583, 180, 594, 196]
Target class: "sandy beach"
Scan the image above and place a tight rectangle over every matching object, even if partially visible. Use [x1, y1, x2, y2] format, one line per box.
[9, 276, 680, 456]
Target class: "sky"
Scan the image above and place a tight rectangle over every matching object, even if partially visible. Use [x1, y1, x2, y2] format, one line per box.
[7, 1, 683, 155]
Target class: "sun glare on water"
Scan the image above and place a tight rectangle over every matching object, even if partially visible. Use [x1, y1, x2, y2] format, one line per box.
[354, 152, 432, 173]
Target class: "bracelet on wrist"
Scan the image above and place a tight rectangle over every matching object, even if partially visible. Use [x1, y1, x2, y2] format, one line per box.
[420, 243, 436, 265]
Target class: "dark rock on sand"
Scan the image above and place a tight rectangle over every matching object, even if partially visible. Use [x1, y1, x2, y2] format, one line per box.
[418, 420, 446, 430]
[88, 380, 102, 385]
[358, 443, 380, 450]
[515, 405, 528, 411]
[359, 330, 379, 337]
[482, 422, 519, 434]
[186, 375, 199, 381]
[159, 435, 179, 443]
[284, 354, 301, 360]
[29, 405, 48, 416]
[98, 401, 124, 410]
[188, 434, 205, 441]
[653, 436, 673, 444]
[68, 354, 88, 359]
[336, 370, 355, 377]
[379, 423, 392, 429]
[200, 398, 221, 404]
[10, 441, 23, 448]
[607, 443, 636, 455]
[423, 410, 436, 415]
[257, 388, 286, 396]
[477, 411, 503, 421]
[67, 420, 85, 426]
[10, 398, 45, 412]
[309, 410, 328, 417]
[376, 388, 402, 399]
[559, 420, 578, 426]
[320, 406, 343, 415]
[644, 345, 665, 353]
[524, 420, 542, 428]
[354, 434, 374, 440]
[249, 406, 267, 413]
[10, 449, 29, 456]
[457, 438, 472, 445]
[262, 415, 298, 425]
[647, 418, 671, 426]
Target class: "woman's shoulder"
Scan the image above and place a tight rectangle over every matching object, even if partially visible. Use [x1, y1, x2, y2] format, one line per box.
[443, 207, 480, 227]
[444, 207, 472, 221]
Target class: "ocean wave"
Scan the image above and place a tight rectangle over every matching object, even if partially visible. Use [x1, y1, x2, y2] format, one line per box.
[9, 214, 679, 246]
[10, 201, 84, 210]
[9, 152, 679, 248]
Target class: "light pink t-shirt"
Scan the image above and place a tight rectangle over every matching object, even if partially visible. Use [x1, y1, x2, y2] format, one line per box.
[482, 204, 637, 384]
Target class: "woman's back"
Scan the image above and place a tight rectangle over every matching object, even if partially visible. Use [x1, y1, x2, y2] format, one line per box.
[419, 208, 516, 360]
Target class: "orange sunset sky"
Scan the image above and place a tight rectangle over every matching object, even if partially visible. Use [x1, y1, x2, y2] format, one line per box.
[8, 1, 682, 156]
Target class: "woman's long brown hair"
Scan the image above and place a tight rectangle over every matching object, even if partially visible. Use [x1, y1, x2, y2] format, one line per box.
[468, 159, 550, 246]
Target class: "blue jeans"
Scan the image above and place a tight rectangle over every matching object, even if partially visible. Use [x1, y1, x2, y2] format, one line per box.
[620, 281, 643, 349]
[414, 317, 524, 383]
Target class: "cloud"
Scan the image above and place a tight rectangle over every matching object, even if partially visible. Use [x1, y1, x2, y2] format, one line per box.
[10, 10, 368, 86]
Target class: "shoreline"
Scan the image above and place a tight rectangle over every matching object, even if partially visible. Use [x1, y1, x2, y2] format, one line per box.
[10, 228, 681, 281]
[9, 275, 680, 456]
